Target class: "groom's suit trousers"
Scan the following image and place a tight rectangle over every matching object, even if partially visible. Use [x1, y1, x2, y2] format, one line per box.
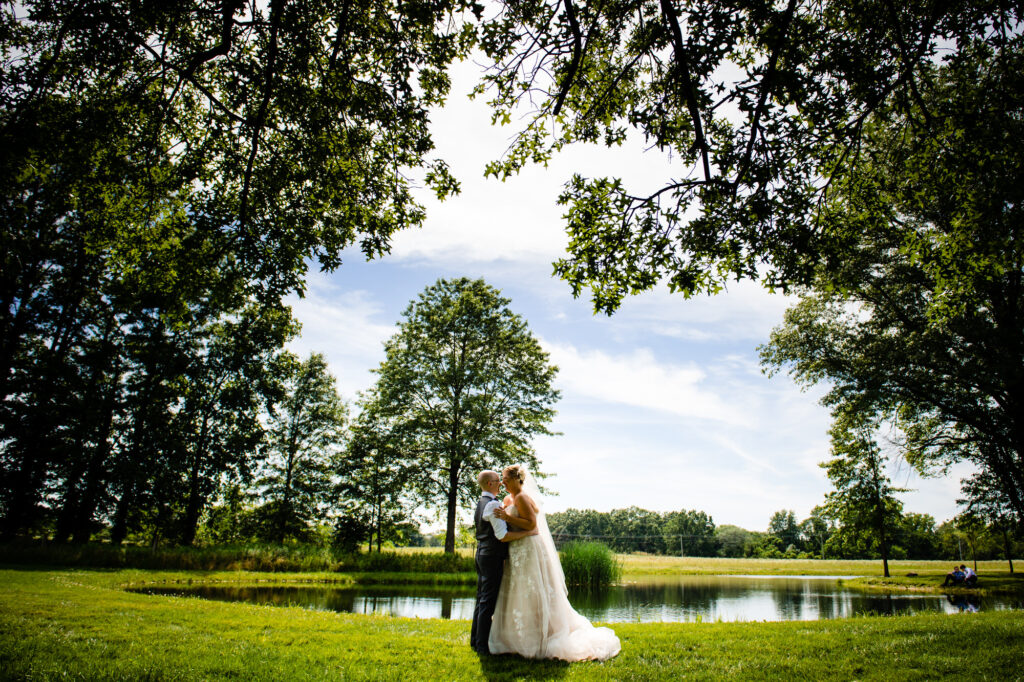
[471, 550, 505, 652]
[472, 493, 508, 653]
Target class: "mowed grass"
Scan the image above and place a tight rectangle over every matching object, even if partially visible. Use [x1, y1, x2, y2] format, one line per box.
[2, 567, 1023, 680]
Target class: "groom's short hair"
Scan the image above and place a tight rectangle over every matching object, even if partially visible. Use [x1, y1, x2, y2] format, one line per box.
[478, 470, 499, 487]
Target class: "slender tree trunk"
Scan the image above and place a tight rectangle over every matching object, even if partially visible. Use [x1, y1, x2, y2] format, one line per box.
[443, 460, 460, 555]
[111, 424, 146, 546]
[376, 496, 382, 553]
[110, 479, 134, 546]
[1003, 528, 1014, 573]
[871, 455, 890, 578]
[278, 390, 304, 544]
[181, 448, 204, 546]
[73, 440, 111, 543]
[444, 365, 464, 556]
[54, 448, 87, 543]
[280, 444, 296, 544]
[3, 390, 55, 539]
[181, 409, 213, 546]
[72, 371, 119, 544]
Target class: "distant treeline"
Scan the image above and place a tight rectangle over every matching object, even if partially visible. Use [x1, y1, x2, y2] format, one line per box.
[545, 507, 1022, 562]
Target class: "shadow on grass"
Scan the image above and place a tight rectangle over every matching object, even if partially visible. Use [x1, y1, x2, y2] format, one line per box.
[476, 651, 570, 681]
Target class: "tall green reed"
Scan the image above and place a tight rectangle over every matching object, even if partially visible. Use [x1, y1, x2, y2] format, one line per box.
[559, 541, 621, 588]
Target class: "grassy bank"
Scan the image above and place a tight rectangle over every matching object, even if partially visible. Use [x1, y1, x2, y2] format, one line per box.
[1, 567, 1022, 680]
[617, 554, 1020, 577]
[7, 544, 1022, 596]
[617, 556, 1024, 596]
[0, 542, 475, 573]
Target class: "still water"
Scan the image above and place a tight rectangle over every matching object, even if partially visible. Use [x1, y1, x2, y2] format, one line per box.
[131, 575, 1021, 623]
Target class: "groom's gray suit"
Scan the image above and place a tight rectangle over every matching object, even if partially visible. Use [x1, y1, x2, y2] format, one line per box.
[471, 491, 508, 654]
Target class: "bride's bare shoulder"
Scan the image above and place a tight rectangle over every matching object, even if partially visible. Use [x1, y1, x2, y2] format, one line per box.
[514, 492, 539, 514]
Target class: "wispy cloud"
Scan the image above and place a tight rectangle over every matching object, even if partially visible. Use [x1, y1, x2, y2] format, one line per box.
[594, 280, 797, 344]
[284, 272, 394, 398]
[542, 341, 744, 425]
[390, 58, 679, 269]
[709, 433, 782, 474]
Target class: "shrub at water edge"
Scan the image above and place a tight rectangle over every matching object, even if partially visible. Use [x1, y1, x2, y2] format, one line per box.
[559, 541, 621, 588]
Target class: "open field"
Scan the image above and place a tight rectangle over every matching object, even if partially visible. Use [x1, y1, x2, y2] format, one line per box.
[614, 555, 1024, 596]
[1, 567, 1022, 681]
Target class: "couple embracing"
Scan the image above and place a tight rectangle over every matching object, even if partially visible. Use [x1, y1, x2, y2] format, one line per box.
[470, 465, 621, 662]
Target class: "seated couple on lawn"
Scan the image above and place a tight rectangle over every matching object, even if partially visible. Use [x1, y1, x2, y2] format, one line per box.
[941, 564, 978, 587]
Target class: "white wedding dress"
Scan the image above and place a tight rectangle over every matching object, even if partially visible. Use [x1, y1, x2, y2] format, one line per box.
[487, 476, 620, 661]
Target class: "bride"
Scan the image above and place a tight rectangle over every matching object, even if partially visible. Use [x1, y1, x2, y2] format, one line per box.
[488, 465, 621, 661]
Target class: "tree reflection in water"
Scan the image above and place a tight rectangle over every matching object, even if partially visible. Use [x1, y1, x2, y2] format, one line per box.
[131, 577, 1020, 622]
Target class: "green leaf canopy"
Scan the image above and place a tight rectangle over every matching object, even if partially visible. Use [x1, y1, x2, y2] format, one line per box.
[368, 277, 560, 553]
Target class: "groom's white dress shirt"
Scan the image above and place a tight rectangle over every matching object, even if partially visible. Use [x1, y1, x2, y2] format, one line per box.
[481, 491, 508, 540]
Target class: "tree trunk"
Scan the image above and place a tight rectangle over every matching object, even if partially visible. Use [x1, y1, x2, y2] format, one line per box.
[72, 376, 119, 544]
[181, 449, 204, 546]
[1004, 528, 1014, 573]
[278, 393, 304, 544]
[181, 410, 212, 547]
[53, 457, 85, 543]
[376, 496, 382, 553]
[870, 456, 890, 578]
[279, 445, 295, 544]
[2, 402, 53, 539]
[443, 461, 460, 554]
[72, 442, 110, 544]
[879, 513, 890, 578]
[110, 480, 134, 546]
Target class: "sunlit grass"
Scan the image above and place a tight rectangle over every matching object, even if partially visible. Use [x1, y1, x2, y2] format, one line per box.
[2, 567, 1022, 680]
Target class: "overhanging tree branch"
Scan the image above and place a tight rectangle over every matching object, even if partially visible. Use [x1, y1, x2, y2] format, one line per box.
[552, 0, 583, 117]
[658, 0, 710, 182]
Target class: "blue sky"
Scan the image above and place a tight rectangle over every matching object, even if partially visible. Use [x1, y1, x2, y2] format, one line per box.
[286, 61, 970, 532]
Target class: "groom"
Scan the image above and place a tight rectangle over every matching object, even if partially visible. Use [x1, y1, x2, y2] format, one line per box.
[471, 469, 534, 655]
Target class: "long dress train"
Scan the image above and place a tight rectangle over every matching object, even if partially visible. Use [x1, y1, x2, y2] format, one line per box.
[487, 505, 620, 661]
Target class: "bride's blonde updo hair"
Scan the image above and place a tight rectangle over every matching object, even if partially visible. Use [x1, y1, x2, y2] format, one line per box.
[502, 465, 526, 486]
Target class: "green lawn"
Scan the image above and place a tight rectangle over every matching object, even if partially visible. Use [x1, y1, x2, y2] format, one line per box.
[2, 567, 1023, 680]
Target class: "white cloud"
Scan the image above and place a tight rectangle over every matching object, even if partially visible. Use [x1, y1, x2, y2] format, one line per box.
[535, 436, 829, 530]
[600, 279, 797, 343]
[708, 433, 782, 474]
[390, 57, 680, 268]
[543, 341, 743, 425]
[284, 272, 394, 398]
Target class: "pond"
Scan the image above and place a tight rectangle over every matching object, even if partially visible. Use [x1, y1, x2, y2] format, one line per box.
[130, 575, 1022, 623]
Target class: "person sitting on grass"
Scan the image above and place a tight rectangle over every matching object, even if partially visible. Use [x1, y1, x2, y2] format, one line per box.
[942, 565, 965, 586]
[961, 564, 978, 587]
